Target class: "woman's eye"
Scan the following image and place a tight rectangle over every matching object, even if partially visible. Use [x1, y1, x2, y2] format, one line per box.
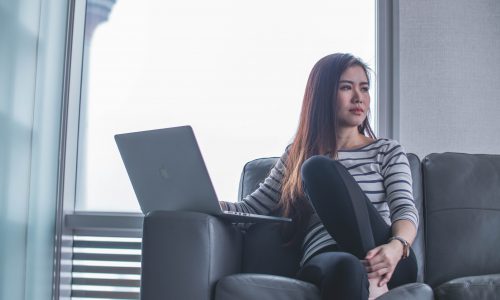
[361, 86, 370, 92]
[340, 85, 351, 90]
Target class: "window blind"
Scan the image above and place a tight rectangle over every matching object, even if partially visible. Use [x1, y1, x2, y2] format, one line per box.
[66, 213, 143, 300]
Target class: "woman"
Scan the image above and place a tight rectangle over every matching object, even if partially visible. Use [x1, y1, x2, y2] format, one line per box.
[220, 53, 418, 299]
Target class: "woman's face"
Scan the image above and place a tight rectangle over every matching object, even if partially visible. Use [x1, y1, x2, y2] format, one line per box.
[336, 65, 370, 128]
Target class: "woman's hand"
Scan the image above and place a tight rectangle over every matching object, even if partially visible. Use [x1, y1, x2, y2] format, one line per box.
[219, 201, 228, 210]
[362, 240, 404, 286]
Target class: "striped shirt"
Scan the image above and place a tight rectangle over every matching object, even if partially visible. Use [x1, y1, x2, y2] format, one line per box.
[221, 138, 419, 266]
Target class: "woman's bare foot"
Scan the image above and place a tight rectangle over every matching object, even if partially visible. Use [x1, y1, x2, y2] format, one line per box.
[368, 277, 389, 299]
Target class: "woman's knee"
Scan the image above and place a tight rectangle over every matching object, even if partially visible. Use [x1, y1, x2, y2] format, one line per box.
[300, 252, 369, 299]
[301, 155, 347, 198]
[301, 155, 339, 183]
[326, 252, 365, 278]
[305, 252, 366, 279]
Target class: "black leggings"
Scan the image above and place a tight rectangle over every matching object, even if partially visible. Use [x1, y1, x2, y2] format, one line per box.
[297, 155, 417, 300]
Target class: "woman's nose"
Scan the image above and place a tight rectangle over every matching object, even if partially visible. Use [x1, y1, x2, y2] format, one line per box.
[352, 89, 362, 103]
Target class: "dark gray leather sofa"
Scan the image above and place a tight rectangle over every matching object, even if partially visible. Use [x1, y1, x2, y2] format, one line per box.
[140, 153, 500, 300]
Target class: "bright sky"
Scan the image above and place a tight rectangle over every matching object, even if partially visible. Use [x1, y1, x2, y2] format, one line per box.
[78, 0, 375, 212]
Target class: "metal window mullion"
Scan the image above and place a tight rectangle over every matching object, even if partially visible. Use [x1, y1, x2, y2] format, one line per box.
[52, 0, 79, 299]
[376, 0, 399, 140]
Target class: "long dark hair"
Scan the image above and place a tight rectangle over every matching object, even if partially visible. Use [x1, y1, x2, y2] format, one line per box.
[280, 53, 375, 245]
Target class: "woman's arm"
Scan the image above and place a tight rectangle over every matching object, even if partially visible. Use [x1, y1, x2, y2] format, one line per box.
[364, 219, 417, 286]
[219, 150, 288, 216]
[364, 141, 419, 285]
[390, 219, 417, 246]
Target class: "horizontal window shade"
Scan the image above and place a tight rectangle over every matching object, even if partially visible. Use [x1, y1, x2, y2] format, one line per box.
[73, 265, 141, 275]
[73, 253, 142, 262]
[73, 240, 142, 250]
[66, 213, 143, 300]
[71, 290, 139, 299]
[72, 278, 140, 287]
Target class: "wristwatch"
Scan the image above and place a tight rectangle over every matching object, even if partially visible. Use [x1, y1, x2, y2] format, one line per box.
[388, 236, 410, 259]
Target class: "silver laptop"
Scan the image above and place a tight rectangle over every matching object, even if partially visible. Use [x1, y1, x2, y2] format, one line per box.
[114, 125, 291, 223]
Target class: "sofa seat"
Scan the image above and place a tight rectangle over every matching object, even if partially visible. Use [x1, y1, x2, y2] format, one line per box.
[434, 274, 500, 300]
[215, 274, 434, 300]
[379, 282, 434, 299]
[215, 274, 320, 300]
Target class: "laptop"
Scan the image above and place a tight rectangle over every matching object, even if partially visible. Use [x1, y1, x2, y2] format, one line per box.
[114, 125, 291, 223]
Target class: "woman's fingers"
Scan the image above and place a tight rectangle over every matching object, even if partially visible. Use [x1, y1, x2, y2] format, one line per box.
[365, 253, 385, 268]
[365, 243, 402, 284]
[361, 260, 373, 273]
[365, 261, 387, 273]
[366, 244, 399, 268]
[364, 255, 386, 274]
[379, 271, 394, 286]
[367, 267, 389, 278]
[365, 246, 382, 260]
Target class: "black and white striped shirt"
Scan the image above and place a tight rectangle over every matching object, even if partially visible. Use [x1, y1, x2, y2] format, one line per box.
[222, 138, 419, 266]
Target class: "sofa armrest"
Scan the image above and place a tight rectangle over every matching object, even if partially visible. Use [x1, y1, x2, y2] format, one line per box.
[140, 211, 243, 300]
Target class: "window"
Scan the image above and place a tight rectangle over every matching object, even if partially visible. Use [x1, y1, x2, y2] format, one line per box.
[63, 1, 376, 298]
[76, 0, 376, 212]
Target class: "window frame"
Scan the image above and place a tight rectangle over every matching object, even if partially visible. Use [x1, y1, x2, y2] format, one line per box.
[54, 0, 392, 298]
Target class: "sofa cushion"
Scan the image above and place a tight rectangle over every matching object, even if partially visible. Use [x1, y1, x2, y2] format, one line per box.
[423, 153, 500, 286]
[378, 283, 434, 300]
[434, 274, 500, 300]
[238, 157, 278, 201]
[215, 274, 320, 300]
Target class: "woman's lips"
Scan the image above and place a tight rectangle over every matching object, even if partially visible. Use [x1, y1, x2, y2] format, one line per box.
[349, 108, 364, 115]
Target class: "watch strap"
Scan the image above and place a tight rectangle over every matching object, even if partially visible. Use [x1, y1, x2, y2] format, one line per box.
[388, 236, 410, 259]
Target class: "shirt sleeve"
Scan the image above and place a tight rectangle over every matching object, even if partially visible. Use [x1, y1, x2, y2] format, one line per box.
[381, 140, 419, 230]
[220, 149, 288, 215]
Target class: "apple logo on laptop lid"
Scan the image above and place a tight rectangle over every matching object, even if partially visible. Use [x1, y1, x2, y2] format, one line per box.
[159, 164, 171, 180]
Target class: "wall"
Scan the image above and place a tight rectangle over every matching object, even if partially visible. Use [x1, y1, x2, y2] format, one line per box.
[395, 0, 500, 157]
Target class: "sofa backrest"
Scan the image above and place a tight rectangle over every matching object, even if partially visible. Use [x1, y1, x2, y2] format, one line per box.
[422, 153, 500, 287]
[238, 154, 426, 282]
[238, 157, 279, 202]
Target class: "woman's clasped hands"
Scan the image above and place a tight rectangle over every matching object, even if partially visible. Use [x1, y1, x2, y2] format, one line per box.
[362, 240, 405, 286]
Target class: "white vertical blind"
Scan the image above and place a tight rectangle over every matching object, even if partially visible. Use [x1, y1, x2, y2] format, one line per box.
[0, 0, 69, 298]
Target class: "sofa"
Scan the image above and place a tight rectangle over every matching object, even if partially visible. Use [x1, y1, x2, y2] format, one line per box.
[140, 152, 500, 300]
